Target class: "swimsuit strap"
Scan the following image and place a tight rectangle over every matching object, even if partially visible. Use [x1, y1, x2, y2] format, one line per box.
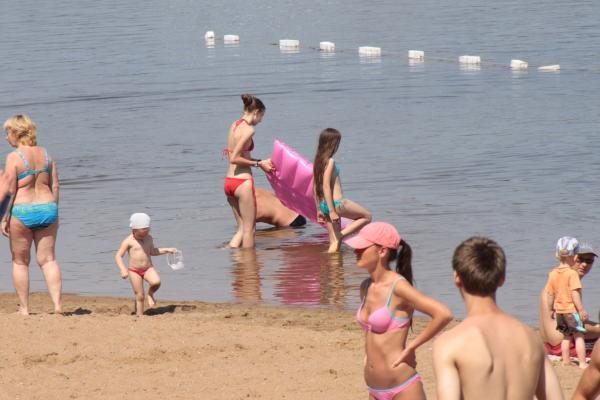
[44, 148, 50, 170]
[14, 149, 31, 170]
[235, 118, 249, 129]
[360, 278, 373, 304]
[223, 119, 251, 159]
[14, 148, 51, 180]
[385, 277, 404, 307]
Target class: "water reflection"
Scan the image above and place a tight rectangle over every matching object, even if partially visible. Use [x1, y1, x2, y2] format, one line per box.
[459, 64, 481, 72]
[319, 51, 336, 60]
[408, 58, 425, 71]
[280, 47, 300, 55]
[230, 248, 263, 302]
[274, 243, 346, 307]
[359, 55, 382, 65]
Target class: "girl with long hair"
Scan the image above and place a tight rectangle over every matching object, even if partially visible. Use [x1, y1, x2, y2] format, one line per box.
[346, 222, 453, 400]
[313, 127, 371, 252]
[223, 94, 274, 248]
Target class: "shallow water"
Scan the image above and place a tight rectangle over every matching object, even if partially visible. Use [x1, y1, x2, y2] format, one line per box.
[1, 0, 600, 321]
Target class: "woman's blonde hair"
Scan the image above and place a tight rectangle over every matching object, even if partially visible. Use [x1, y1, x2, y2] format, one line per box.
[3, 114, 37, 146]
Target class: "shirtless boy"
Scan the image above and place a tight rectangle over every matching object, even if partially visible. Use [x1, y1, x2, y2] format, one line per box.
[115, 213, 177, 316]
[433, 236, 563, 400]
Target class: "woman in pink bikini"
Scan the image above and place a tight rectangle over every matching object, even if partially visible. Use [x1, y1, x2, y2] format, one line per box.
[345, 222, 453, 400]
[223, 94, 274, 248]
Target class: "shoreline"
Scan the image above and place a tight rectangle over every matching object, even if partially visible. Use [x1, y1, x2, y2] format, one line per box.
[0, 292, 585, 399]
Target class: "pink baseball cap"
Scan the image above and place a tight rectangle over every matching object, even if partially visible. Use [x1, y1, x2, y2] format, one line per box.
[344, 222, 401, 250]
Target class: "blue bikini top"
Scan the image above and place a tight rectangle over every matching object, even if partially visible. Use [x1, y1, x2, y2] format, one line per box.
[331, 159, 340, 176]
[14, 148, 51, 181]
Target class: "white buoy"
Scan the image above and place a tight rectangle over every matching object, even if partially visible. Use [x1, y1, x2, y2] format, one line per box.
[359, 46, 382, 57]
[204, 31, 215, 40]
[223, 34, 240, 43]
[459, 55, 481, 64]
[320, 41, 335, 52]
[538, 64, 560, 71]
[279, 39, 300, 48]
[510, 59, 528, 70]
[408, 50, 424, 60]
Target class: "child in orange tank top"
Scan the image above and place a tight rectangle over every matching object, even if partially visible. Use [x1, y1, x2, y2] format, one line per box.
[546, 236, 588, 368]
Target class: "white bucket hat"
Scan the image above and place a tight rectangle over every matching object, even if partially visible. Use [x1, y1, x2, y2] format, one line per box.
[129, 213, 151, 229]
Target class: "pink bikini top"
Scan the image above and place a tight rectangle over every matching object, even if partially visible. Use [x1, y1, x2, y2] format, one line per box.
[222, 119, 254, 158]
[356, 278, 411, 333]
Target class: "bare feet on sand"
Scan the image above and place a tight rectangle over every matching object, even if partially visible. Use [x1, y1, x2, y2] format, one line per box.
[147, 294, 156, 308]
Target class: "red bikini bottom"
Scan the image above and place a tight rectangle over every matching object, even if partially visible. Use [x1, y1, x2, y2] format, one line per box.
[224, 177, 255, 198]
[224, 177, 257, 214]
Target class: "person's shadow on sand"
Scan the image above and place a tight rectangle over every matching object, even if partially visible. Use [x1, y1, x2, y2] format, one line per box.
[144, 304, 197, 316]
[64, 308, 92, 316]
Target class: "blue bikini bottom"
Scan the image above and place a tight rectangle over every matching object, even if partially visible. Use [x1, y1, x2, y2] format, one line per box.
[11, 202, 58, 230]
[319, 199, 344, 215]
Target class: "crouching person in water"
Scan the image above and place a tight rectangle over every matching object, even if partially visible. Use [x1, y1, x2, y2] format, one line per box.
[255, 188, 306, 228]
[433, 237, 563, 400]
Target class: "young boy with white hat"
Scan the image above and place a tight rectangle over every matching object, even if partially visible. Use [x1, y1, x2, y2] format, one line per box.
[546, 236, 588, 368]
[115, 213, 177, 316]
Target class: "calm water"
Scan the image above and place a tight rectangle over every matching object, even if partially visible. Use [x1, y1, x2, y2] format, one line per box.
[1, 0, 599, 321]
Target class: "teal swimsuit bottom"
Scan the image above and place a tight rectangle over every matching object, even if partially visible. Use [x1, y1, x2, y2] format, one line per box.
[319, 199, 344, 215]
[11, 202, 58, 230]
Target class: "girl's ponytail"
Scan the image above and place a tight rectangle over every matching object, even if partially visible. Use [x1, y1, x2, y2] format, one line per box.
[393, 240, 413, 285]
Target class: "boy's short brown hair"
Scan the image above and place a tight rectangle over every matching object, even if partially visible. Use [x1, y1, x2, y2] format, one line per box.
[453, 236, 506, 296]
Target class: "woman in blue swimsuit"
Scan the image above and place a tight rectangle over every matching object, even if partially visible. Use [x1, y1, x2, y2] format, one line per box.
[2, 114, 62, 315]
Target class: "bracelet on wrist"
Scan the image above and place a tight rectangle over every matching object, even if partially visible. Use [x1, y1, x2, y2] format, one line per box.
[254, 159, 262, 168]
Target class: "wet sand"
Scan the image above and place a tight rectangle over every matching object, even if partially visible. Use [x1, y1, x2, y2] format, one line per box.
[0, 292, 585, 399]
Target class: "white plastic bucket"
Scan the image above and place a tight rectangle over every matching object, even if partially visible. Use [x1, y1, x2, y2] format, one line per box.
[319, 41, 335, 52]
[359, 46, 382, 56]
[279, 39, 300, 48]
[459, 55, 481, 64]
[408, 50, 424, 60]
[224, 34, 240, 43]
[538, 64, 560, 71]
[510, 59, 528, 70]
[167, 250, 184, 271]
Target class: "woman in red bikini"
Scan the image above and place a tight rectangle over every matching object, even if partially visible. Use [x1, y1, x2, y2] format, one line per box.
[224, 94, 274, 248]
[345, 222, 453, 400]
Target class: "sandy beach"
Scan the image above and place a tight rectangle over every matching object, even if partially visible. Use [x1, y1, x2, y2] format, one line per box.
[0, 292, 585, 399]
